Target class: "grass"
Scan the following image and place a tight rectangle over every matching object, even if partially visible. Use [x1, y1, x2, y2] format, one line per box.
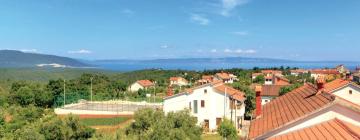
[201, 134, 222, 140]
[80, 117, 130, 126]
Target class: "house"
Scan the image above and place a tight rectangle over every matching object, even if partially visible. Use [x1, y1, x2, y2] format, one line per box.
[264, 75, 290, 85]
[128, 80, 155, 92]
[353, 73, 360, 84]
[336, 64, 350, 74]
[163, 81, 246, 132]
[197, 75, 214, 85]
[214, 72, 237, 84]
[320, 78, 360, 106]
[356, 67, 360, 73]
[310, 69, 340, 80]
[169, 77, 188, 86]
[261, 70, 283, 76]
[290, 69, 308, 76]
[249, 80, 360, 140]
[255, 85, 287, 105]
[252, 73, 263, 80]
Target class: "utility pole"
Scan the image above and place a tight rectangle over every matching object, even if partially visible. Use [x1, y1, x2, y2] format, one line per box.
[63, 79, 66, 108]
[224, 87, 227, 117]
[90, 77, 93, 102]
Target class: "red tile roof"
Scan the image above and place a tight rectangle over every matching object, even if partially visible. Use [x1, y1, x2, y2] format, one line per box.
[261, 70, 283, 75]
[201, 75, 214, 82]
[323, 79, 351, 93]
[215, 72, 232, 80]
[249, 83, 336, 139]
[166, 81, 245, 101]
[261, 85, 287, 96]
[170, 77, 188, 82]
[310, 69, 340, 75]
[136, 80, 154, 87]
[252, 73, 263, 77]
[274, 76, 290, 85]
[269, 118, 360, 140]
[213, 84, 246, 101]
[290, 69, 308, 74]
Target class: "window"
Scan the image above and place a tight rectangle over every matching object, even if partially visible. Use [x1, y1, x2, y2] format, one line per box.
[201, 100, 205, 108]
[349, 90, 353, 95]
[193, 100, 198, 114]
[189, 102, 192, 110]
[204, 120, 210, 132]
[216, 118, 222, 127]
[204, 89, 207, 94]
[230, 99, 236, 109]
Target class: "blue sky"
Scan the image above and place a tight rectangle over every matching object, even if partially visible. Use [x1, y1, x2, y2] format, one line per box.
[0, 0, 359, 61]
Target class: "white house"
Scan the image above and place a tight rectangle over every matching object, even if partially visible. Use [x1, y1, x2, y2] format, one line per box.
[128, 80, 154, 92]
[255, 85, 287, 105]
[214, 72, 237, 84]
[163, 81, 246, 132]
[169, 77, 189, 86]
[321, 78, 360, 106]
[249, 82, 360, 140]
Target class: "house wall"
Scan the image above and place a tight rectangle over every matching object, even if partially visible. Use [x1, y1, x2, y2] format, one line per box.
[332, 85, 360, 106]
[265, 79, 273, 85]
[261, 96, 273, 105]
[163, 94, 188, 114]
[261, 104, 360, 139]
[170, 79, 188, 86]
[129, 83, 144, 92]
[163, 85, 245, 131]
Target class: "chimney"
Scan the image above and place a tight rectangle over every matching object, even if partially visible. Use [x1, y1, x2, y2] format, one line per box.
[167, 86, 174, 96]
[316, 77, 325, 90]
[255, 85, 262, 117]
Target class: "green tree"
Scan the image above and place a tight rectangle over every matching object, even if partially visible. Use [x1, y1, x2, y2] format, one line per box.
[279, 83, 302, 96]
[0, 112, 4, 126]
[64, 115, 95, 140]
[14, 86, 35, 106]
[13, 125, 45, 140]
[217, 119, 238, 140]
[39, 116, 66, 140]
[126, 109, 202, 140]
[109, 80, 127, 99]
[253, 75, 265, 84]
[231, 82, 255, 119]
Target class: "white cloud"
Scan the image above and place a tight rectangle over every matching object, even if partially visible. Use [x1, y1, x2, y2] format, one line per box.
[160, 45, 171, 49]
[68, 49, 92, 54]
[210, 49, 217, 53]
[190, 14, 210, 25]
[232, 31, 248, 36]
[223, 48, 256, 54]
[19, 49, 38, 53]
[122, 9, 135, 16]
[243, 49, 256, 54]
[224, 49, 232, 53]
[220, 0, 250, 17]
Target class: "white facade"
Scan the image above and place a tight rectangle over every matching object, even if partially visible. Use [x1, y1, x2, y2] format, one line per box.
[261, 96, 274, 105]
[331, 84, 360, 106]
[264, 79, 273, 85]
[263, 104, 360, 139]
[163, 84, 245, 132]
[170, 79, 188, 86]
[129, 82, 145, 92]
[310, 73, 323, 80]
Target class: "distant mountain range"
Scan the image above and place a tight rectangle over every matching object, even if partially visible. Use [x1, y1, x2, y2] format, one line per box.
[0, 50, 358, 71]
[0, 50, 91, 68]
[93, 57, 295, 64]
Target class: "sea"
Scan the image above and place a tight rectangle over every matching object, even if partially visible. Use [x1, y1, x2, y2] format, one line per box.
[95, 61, 360, 71]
